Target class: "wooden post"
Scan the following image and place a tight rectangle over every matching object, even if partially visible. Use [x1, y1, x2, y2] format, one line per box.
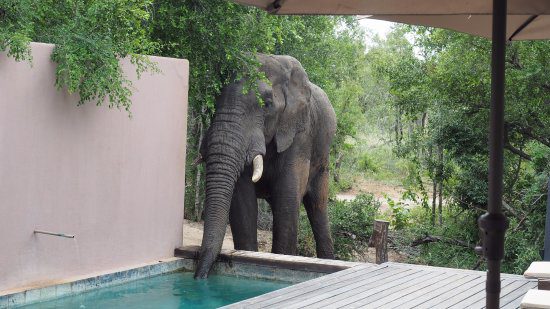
[370, 220, 389, 264]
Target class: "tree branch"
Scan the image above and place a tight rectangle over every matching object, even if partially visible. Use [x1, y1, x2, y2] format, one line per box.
[505, 143, 532, 161]
[507, 122, 550, 149]
[502, 200, 522, 220]
[411, 235, 476, 250]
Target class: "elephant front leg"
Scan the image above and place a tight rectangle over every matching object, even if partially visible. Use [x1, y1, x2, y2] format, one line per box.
[270, 160, 310, 256]
[229, 171, 258, 251]
[271, 196, 300, 255]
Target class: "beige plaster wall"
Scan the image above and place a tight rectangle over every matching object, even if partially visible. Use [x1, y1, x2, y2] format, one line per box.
[0, 43, 188, 291]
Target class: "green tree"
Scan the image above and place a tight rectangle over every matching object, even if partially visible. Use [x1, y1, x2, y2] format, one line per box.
[0, 0, 157, 113]
[367, 26, 550, 273]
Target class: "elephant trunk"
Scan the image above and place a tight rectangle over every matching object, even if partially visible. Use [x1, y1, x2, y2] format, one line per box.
[194, 116, 245, 279]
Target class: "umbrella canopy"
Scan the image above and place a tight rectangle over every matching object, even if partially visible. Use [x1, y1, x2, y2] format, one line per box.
[236, 0, 550, 40]
[369, 14, 550, 40]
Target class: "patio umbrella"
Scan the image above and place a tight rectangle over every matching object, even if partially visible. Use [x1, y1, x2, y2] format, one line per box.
[230, 1, 550, 308]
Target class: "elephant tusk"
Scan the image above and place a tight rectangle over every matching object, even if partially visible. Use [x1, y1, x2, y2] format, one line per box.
[251, 155, 263, 183]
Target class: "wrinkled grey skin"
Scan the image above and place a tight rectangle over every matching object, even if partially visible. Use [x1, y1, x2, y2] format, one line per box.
[195, 54, 336, 279]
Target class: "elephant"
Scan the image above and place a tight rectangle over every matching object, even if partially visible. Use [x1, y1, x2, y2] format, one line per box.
[194, 54, 336, 279]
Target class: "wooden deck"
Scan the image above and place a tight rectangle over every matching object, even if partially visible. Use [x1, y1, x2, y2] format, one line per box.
[224, 261, 537, 309]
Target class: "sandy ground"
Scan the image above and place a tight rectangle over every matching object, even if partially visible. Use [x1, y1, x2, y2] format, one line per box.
[336, 178, 421, 213]
[182, 171, 410, 263]
[182, 219, 404, 263]
[182, 219, 272, 252]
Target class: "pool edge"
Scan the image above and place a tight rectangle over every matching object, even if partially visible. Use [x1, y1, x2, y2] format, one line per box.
[1, 248, 367, 308]
[0, 258, 193, 308]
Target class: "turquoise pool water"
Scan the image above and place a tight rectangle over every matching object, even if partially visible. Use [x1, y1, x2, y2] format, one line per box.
[22, 272, 290, 309]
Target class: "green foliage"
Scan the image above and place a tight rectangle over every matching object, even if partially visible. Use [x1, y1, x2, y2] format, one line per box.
[298, 194, 381, 260]
[385, 196, 410, 230]
[397, 206, 480, 270]
[0, 0, 157, 113]
[150, 0, 277, 117]
[367, 26, 550, 274]
[0, 0, 32, 61]
[357, 152, 379, 173]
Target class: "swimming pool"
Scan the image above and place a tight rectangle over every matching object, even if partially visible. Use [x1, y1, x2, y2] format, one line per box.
[20, 272, 289, 309]
[2, 247, 351, 308]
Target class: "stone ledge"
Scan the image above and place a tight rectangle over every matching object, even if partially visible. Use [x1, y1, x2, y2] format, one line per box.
[174, 245, 365, 274]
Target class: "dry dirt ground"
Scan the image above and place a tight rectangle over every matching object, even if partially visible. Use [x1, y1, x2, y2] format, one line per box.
[182, 169, 410, 264]
[336, 178, 423, 214]
[182, 219, 404, 263]
[182, 219, 272, 252]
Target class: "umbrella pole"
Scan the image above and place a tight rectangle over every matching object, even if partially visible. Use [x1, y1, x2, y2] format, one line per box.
[479, 0, 509, 308]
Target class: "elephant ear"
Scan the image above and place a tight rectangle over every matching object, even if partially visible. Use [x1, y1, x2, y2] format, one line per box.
[274, 58, 312, 153]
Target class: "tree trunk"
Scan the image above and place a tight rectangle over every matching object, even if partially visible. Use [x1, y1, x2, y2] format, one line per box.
[438, 146, 444, 225]
[333, 151, 343, 183]
[432, 178, 437, 226]
[395, 107, 403, 151]
[507, 145, 523, 193]
[438, 181, 443, 225]
[194, 114, 205, 221]
[430, 145, 436, 226]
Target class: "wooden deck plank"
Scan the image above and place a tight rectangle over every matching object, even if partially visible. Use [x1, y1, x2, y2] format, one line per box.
[315, 269, 436, 308]
[258, 266, 393, 308]
[380, 273, 469, 308]
[400, 273, 481, 308]
[447, 279, 515, 309]
[500, 284, 538, 309]
[226, 265, 376, 309]
[269, 267, 410, 308]
[285, 268, 423, 309]
[455, 279, 525, 308]
[323, 270, 447, 308]
[223, 259, 536, 309]
[383, 262, 526, 280]
[469, 279, 534, 308]
[416, 275, 486, 309]
[353, 272, 458, 308]
[500, 282, 539, 309]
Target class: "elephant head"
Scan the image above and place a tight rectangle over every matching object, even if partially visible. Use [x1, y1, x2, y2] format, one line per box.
[194, 54, 313, 279]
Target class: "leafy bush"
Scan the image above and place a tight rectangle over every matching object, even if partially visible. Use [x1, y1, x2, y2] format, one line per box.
[357, 152, 379, 173]
[257, 199, 273, 231]
[394, 206, 481, 270]
[385, 196, 410, 230]
[298, 194, 381, 260]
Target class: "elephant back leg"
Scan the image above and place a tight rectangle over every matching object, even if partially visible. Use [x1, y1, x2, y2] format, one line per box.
[229, 171, 258, 251]
[303, 169, 335, 259]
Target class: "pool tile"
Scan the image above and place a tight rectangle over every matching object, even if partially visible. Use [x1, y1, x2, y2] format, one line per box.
[98, 273, 113, 286]
[39, 286, 56, 301]
[137, 265, 151, 279]
[125, 268, 139, 280]
[7, 292, 24, 308]
[87, 277, 100, 290]
[55, 283, 72, 298]
[71, 276, 97, 293]
[24, 289, 41, 304]
[0, 294, 8, 308]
